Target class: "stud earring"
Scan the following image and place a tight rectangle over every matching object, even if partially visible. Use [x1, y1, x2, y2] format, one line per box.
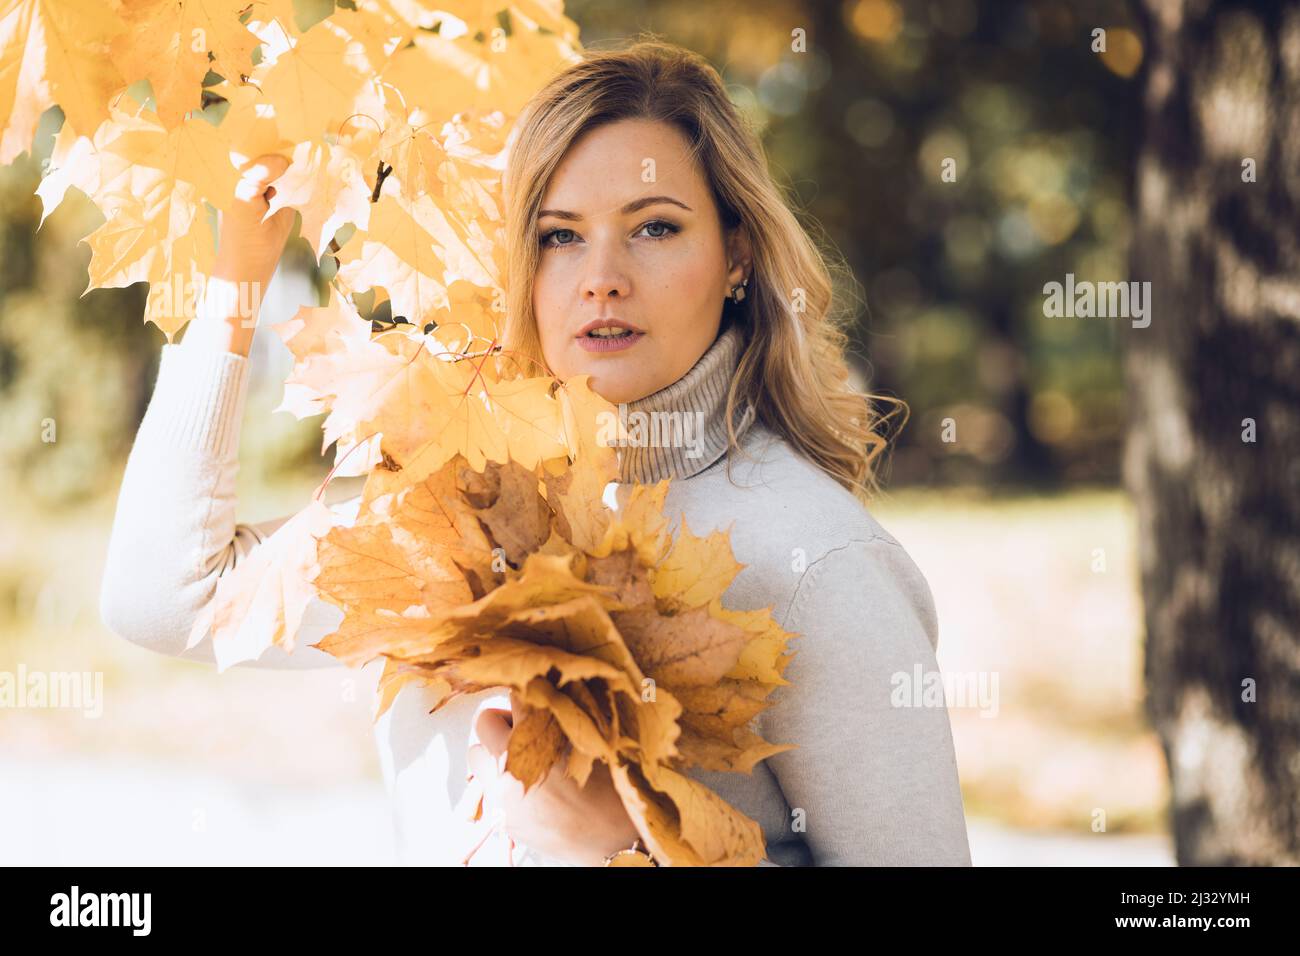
[729, 276, 750, 302]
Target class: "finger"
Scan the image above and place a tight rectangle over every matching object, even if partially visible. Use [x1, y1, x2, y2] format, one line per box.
[234, 156, 290, 203]
[234, 175, 267, 205]
[476, 707, 513, 757]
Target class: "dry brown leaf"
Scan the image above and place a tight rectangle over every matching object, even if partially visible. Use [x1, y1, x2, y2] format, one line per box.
[503, 700, 567, 791]
[612, 605, 750, 690]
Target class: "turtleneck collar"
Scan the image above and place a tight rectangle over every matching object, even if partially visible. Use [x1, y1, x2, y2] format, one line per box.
[614, 318, 756, 484]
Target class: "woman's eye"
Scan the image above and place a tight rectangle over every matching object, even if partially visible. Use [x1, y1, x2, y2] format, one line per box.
[540, 228, 576, 249]
[640, 220, 678, 239]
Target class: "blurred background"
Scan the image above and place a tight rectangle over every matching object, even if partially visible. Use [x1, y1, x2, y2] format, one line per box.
[3, 0, 1292, 865]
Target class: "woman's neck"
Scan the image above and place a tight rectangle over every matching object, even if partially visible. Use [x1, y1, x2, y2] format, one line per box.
[615, 318, 753, 484]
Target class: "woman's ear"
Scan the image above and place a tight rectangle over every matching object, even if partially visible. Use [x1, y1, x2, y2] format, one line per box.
[725, 224, 753, 288]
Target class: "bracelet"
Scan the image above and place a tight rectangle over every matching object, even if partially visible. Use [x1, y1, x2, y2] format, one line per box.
[602, 837, 658, 867]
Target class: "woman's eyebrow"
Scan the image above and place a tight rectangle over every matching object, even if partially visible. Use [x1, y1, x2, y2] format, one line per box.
[537, 195, 693, 221]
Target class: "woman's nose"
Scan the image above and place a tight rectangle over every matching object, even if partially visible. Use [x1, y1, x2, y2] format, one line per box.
[581, 246, 630, 301]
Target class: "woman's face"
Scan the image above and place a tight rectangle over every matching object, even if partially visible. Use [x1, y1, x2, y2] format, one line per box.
[531, 117, 749, 404]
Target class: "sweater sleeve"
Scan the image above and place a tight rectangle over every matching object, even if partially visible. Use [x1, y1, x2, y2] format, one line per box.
[759, 537, 973, 866]
[98, 340, 345, 670]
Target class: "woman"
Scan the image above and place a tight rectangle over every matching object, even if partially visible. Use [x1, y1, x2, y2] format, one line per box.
[100, 40, 972, 867]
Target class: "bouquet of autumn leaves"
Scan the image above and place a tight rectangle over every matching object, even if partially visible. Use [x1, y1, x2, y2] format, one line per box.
[5, 0, 798, 865]
[192, 290, 800, 866]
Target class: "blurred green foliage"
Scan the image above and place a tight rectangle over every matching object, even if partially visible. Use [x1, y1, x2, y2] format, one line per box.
[0, 109, 159, 508]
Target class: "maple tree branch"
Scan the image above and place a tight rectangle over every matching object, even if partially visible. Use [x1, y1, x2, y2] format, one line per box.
[372, 161, 393, 202]
[425, 345, 503, 362]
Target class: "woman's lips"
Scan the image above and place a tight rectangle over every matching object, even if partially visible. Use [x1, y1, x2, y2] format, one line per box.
[576, 330, 645, 353]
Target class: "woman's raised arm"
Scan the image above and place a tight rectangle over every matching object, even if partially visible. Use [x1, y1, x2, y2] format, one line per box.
[99, 154, 346, 670]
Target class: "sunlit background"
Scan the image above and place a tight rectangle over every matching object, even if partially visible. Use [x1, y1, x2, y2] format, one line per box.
[0, 0, 1171, 864]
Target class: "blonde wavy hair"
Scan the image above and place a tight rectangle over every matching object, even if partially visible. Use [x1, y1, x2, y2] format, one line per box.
[501, 38, 905, 502]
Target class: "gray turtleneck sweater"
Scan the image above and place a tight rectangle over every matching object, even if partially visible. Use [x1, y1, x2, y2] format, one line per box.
[99, 319, 972, 867]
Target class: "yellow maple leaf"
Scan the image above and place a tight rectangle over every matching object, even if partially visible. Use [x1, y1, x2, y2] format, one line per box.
[0, 0, 126, 163]
[375, 0, 581, 123]
[82, 195, 215, 342]
[360, 335, 570, 486]
[110, 0, 260, 128]
[651, 515, 745, 613]
[259, 15, 385, 145]
[188, 495, 344, 671]
[334, 189, 500, 325]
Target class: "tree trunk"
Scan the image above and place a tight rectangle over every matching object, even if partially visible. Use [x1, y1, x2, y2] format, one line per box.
[1127, 0, 1300, 864]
